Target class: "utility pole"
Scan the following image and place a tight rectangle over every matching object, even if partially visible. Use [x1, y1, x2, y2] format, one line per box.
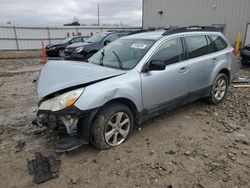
[97, 3, 100, 26]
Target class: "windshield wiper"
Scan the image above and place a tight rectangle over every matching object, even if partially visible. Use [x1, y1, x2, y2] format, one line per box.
[100, 49, 105, 66]
[112, 50, 124, 70]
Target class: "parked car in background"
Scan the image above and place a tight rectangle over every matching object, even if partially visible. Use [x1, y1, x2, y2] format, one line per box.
[64, 31, 130, 61]
[46, 36, 89, 57]
[36, 26, 239, 152]
[240, 44, 250, 66]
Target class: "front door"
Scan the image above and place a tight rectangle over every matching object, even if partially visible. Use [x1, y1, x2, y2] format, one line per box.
[140, 37, 189, 113]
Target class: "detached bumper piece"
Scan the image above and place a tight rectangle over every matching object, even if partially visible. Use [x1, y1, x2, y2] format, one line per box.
[54, 136, 88, 153]
[27, 153, 60, 184]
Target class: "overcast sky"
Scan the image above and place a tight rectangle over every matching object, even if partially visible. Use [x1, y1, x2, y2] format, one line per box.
[0, 0, 142, 26]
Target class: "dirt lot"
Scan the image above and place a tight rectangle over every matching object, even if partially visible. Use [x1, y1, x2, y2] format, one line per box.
[0, 50, 41, 59]
[0, 58, 249, 188]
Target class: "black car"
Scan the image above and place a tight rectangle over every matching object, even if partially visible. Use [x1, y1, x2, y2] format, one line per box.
[241, 44, 250, 66]
[46, 36, 89, 57]
[64, 31, 130, 61]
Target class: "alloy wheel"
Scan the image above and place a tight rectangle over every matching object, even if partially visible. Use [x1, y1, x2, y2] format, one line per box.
[59, 50, 65, 57]
[213, 78, 227, 101]
[104, 112, 130, 146]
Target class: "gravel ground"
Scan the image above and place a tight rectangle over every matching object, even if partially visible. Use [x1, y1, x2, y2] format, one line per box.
[0, 58, 249, 188]
[0, 50, 42, 59]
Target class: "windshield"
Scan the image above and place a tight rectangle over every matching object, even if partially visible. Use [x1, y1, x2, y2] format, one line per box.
[62, 37, 73, 43]
[88, 38, 155, 70]
[87, 33, 107, 43]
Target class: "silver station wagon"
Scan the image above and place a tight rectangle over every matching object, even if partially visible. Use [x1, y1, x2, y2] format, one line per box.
[36, 26, 240, 152]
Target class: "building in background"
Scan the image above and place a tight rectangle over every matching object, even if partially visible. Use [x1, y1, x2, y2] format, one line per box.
[142, 0, 250, 46]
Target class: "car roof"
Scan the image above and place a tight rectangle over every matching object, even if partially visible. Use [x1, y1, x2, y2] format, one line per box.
[123, 30, 222, 41]
[124, 30, 166, 40]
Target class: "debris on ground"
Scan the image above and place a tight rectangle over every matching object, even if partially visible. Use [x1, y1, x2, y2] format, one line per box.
[27, 152, 60, 184]
[0, 128, 3, 134]
[70, 176, 80, 184]
[165, 150, 177, 155]
[232, 76, 249, 83]
[15, 140, 26, 152]
[232, 84, 250, 88]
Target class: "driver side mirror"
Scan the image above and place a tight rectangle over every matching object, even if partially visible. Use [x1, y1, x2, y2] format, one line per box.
[104, 40, 111, 46]
[144, 60, 166, 72]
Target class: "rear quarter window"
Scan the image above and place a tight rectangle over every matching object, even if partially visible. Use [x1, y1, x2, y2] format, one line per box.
[210, 35, 228, 51]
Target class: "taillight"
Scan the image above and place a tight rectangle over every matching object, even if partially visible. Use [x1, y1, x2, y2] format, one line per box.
[232, 49, 239, 57]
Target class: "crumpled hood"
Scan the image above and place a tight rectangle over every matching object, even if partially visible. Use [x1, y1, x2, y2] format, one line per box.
[37, 60, 126, 99]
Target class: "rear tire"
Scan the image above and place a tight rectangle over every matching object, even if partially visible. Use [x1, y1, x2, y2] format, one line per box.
[207, 73, 228, 104]
[90, 103, 134, 150]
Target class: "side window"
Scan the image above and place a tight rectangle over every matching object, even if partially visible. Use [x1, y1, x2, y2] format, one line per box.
[206, 36, 217, 53]
[150, 38, 184, 65]
[82, 37, 87, 42]
[185, 35, 209, 58]
[210, 35, 228, 51]
[71, 37, 82, 43]
[105, 34, 118, 42]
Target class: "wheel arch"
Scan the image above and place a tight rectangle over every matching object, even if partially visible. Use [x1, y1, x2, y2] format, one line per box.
[218, 68, 230, 82]
[102, 97, 139, 125]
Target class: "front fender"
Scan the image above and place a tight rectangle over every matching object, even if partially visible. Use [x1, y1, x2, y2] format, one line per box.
[74, 70, 142, 112]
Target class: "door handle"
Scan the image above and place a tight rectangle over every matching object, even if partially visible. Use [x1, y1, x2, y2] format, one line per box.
[179, 67, 189, 73]
[211, 58, 217, 63]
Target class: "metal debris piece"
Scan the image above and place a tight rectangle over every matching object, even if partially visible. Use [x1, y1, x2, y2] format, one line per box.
[232, 84, 250, 88]
[232, 76, 249, 84]
[27, 152, 60, 184]
[15, 140, 25, 152]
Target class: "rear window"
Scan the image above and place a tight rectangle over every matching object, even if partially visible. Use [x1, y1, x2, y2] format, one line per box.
[185, 35, 209, 58]
[210, 35, 227, 51]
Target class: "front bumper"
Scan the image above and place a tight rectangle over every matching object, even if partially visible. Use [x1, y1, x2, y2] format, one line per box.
[36, 105, 98, 144]
[64, 48, 74, 57]
[37, 105, 83, 127]
[46, 49, 58, 57]
[68, 51, 86, 61]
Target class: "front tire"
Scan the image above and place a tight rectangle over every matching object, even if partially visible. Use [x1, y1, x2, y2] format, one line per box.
[207, 73, 228, 104]
[58, 49, 65, 57]
[90, 103, 134, 150]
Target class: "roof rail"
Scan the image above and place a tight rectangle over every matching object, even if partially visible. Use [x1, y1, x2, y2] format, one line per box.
[127, 29, 149, 35]
[106, 30, 133, 32]
[162, 26, 219, 36]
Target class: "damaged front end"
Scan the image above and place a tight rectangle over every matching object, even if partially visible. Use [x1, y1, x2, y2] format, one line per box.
[35, 60, 126, 152]
[36, 87, 96, 152]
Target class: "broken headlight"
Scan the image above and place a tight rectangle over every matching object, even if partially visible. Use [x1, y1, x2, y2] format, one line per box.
[39, 88, 84, 111]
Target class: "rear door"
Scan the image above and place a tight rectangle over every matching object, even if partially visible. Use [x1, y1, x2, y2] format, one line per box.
[184, 35, 215, 96]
